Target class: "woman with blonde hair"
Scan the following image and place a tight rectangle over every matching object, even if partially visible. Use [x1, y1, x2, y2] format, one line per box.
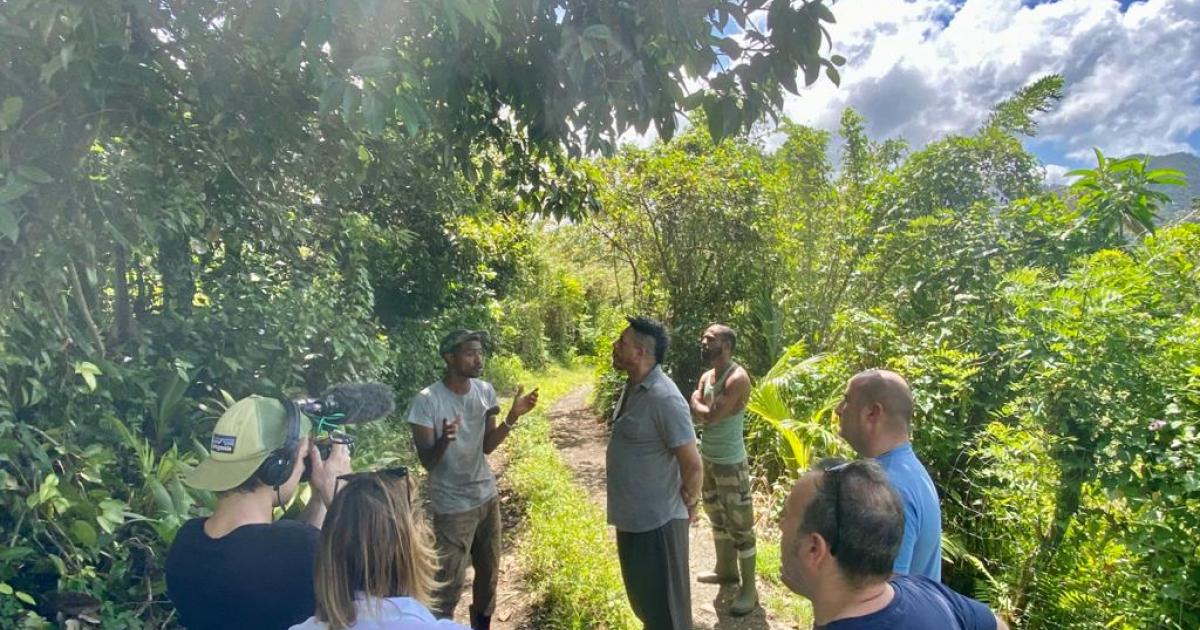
[291, 467, 467, 630]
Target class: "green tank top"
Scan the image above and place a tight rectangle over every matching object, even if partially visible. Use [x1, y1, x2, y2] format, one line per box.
[699, 362, 747, 464]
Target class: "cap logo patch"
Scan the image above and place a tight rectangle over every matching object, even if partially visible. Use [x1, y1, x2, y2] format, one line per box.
[211, 434, 237, 454]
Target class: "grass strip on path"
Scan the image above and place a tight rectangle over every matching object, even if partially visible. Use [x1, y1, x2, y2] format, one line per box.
[503, 365, 637, 630]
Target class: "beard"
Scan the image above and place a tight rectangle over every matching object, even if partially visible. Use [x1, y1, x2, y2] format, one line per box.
[701, 346, 721, 362]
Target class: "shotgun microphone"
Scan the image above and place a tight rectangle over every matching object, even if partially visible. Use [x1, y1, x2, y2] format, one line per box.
[299, 382, 395, 481]
[301, 382, 396, 425]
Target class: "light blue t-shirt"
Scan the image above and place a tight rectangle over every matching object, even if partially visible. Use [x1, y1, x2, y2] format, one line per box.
[876, 442, 942, 581]
[290, 595, 468, 629]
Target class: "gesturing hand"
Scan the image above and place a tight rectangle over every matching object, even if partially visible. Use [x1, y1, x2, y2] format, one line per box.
[510, 385, 540, 418]
[442, 417, 460, 442]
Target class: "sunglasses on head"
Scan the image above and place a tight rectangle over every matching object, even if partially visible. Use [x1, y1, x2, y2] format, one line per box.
[823, 461, 851, 557]
[334, 466, 410, 496]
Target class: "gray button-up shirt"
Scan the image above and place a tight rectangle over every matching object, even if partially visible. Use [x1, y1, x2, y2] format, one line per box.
[606, 365, 697, 533]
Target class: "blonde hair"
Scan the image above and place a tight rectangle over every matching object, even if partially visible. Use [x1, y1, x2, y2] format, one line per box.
[312, 474, 438, 629]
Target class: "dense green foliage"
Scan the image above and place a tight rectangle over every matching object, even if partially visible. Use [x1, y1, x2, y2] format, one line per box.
[579, 74, 1198, 628]
[4, 1, 1197, 627]
[1, 0, 846, 624]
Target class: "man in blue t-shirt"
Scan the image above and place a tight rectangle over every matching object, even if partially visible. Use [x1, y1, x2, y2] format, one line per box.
[778, 459, 1008, 630]
[836, 369, 942, 580]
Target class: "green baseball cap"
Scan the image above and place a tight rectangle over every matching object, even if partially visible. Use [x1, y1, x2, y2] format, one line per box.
[185, 395, 311, 492]
[439, 329, 488, 356]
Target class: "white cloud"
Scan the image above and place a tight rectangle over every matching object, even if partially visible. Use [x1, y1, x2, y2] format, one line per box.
[1042, 163, 1075, 187]
[782, 0, 1200, 165]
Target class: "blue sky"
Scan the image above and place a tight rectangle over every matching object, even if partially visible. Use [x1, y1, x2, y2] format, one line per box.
[770, 0, 1200, 183]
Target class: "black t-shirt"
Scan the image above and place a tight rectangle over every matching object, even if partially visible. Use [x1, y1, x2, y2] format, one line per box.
[165, 517, 320, 630]
[818, 575, 997, 630]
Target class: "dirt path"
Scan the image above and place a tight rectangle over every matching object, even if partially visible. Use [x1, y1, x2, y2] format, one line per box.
[547, 385, 799, 630]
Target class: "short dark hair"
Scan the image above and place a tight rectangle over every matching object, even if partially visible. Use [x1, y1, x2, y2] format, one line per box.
[708, 323, 737, 351]
[625, 315, 669, 365]
[799, 458, 904, 587]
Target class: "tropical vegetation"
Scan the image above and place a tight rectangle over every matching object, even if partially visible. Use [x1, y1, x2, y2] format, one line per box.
[2, 1, 1197, 628]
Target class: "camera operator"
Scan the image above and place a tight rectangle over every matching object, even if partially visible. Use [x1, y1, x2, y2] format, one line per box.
[166, 395, 351, 630]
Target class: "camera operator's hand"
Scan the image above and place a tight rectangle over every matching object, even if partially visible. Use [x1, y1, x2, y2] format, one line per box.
[308, 441, 351, 508]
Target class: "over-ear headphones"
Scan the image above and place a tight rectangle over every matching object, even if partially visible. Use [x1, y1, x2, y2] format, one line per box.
[258, 398, 302, 489]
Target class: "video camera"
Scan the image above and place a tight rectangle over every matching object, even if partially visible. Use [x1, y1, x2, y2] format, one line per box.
[299, 382, 395, 481]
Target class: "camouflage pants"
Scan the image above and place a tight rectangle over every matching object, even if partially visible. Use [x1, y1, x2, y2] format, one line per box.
[701, 459, 756, 554]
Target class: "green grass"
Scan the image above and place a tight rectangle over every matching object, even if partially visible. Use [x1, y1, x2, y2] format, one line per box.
[504, 364, 638, 630]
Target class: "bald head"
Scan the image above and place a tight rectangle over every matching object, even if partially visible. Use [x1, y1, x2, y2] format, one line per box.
[848, 369, 913, 430]
[836, 369, 915, 458]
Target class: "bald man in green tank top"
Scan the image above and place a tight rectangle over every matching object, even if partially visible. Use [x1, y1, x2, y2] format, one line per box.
[689, 324, 758, 616]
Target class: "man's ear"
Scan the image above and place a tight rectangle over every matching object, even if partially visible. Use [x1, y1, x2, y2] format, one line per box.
[867, 401, 886, 425]
[799, 532, 821, 567]
[808, 531, 835, 568]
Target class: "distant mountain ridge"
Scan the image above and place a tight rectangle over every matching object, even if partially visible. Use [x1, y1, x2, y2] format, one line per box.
[1140, 152, 1200, 223]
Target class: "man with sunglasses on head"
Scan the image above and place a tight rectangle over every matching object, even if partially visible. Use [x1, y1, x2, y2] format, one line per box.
[778, 458, 1008, 629]
[408, 330, 539, 630]
[836, 369, 942, 581]
[166, 395, 352, 630]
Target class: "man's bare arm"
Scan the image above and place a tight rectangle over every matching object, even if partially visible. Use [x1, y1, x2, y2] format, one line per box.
[481, 407, 505, 455]
[672, 441, 704, 507]
[412, 422, 454, 471]
[690, 371, 712, 423]
[692, 368, 750, 426]
[483, 386, 540, 454]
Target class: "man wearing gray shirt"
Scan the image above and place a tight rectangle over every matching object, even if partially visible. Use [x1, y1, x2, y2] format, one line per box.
[607, 316, 704, 630]
[408, 330, 539, 630]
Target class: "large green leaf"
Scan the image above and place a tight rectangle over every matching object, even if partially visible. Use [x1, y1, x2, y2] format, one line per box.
[0, 204, 18, 243]
[0, 96, 22, 130]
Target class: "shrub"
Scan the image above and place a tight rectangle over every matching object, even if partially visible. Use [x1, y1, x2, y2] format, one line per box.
[486, 354, 526, 397]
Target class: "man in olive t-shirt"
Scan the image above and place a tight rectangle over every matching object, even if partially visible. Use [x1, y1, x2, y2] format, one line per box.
[689, 323, 757, 616]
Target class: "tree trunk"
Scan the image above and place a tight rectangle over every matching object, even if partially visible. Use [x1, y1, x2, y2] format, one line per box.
[112, 247, 132, 345]
[68, 261, 105, 358]
[158, 233, 195, 317]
